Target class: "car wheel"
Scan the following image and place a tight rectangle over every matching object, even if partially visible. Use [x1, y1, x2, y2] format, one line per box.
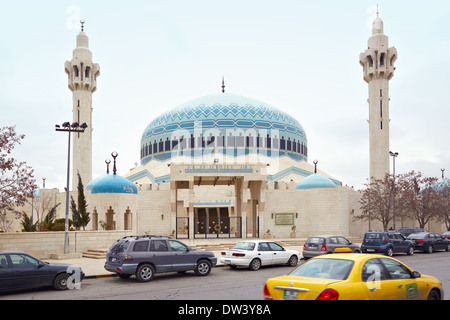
[407, 246, 414, 255]
[53, 273, 70, 290]
[195, 259, 212, 276]
[249, 258, 261, 271]
[136, 263, 155, 282]
[446, 244, 450, 252]
[427, 289, 441, 300]
[353, 249, 361, 253]
[426, 245, 433, 254]
[385, 247, 394, 257]
[287, 255, 298, 267]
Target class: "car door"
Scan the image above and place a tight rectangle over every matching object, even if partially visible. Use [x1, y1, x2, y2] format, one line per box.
[361, 258, 394, 300]
[268, 242, 289, 264]
[433, 234, 446, 250]
[335, 236, 353, 253]
[149, 240, 173, 273]
[168, 240, 197, 271]
[257, 242, 274, 266]
[379, 258, 422, 300]
[8, 253, 49, 289]
[0, 254, 15, 290]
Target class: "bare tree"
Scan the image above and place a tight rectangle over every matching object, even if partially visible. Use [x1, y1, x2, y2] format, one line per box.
[0, 126, 37, 232]
[355, 174, 396, 231]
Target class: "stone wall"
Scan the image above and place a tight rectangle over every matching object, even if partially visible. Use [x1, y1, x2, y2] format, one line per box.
[0, 230, 133, 259]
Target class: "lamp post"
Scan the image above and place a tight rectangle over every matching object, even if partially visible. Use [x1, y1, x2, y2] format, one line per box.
[55, 122, 88, 254]
[389, 151, 399, 230]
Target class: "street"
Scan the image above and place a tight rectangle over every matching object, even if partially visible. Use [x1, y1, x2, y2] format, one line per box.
[0, 251, 448, 300]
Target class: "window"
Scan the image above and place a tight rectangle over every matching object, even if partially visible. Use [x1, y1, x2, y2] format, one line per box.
[258, 242, 271, 251]
[73, 65, 79, 77]
[380, 53, 385, 66]
[85, 66, 90, 78]
[362, 258, 389, 282]
[169, 240, 189, 252]
[0, 254, 9, 269]
[268, 242, 284, 251]
[9, 254, 39, 269]
[337, 237, 350, 245]
[133, 240, 149, 252]
[150, 240, 168, 252]
[290, 258, 353, 280]
[380, 258, 412, 279]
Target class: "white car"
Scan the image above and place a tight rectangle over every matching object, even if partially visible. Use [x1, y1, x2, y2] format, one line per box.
[220, 240, 300, 270]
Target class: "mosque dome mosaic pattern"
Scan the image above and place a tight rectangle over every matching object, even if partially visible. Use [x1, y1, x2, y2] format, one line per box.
[140, 93, 307, 165]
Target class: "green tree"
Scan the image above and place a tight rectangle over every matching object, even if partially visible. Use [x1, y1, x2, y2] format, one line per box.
[21, 212, 37, 232]
[70, 172, 90, 230]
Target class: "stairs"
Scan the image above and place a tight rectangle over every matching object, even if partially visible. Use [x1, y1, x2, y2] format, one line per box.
[82, 249, 108, 259]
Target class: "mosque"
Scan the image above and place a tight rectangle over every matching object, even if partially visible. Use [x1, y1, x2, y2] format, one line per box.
[10, 14, 403, 239]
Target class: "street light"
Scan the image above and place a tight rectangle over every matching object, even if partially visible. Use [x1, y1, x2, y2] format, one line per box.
[389, 151, 399, 230]
[55, 121, 88, 254]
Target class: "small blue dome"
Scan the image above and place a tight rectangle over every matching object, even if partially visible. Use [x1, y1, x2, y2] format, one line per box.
[86, 174, 108, 191]
[432, 178, 450, 192]
[296, 173, 336, 189]
[90, 174, 138, 194]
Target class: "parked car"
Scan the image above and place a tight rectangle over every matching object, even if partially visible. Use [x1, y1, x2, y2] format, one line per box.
[397, 227, 427, 237]
[264, 253, 443, 300]
[220, 240, 300, 271]
[406, 232, 450, 253]
[360, 231, 415, 256]
[302, 235, 361, 259]
[104, 235, 217, 282]
[442, 231, 450, 240]
[0, 251, 84, 292]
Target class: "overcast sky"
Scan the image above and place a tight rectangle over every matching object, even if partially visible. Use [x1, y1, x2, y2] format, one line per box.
[1, 0, 449, 191]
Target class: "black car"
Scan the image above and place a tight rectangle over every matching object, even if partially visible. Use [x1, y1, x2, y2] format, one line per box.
[397, 227, 427, 237]
[104, 235, 217, 282]
[406, 232, 450, 253]
[360, 231, 415, 256]
[0, 251, 84, 292]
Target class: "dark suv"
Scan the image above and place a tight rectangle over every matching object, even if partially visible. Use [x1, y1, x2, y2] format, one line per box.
[104, 236, 217, 282]
[361, 231, 415, 256]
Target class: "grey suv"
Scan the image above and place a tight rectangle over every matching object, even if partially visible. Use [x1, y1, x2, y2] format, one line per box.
[104, 236, 217, 282]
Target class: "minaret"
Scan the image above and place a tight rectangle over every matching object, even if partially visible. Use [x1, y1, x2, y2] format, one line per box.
[360, 12, 397, 181]
[65, 22, 100, 190]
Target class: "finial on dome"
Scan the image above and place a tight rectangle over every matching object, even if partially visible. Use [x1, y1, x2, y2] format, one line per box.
[313, 159, 318, 173]
[105, 159, 111, 174]
[80, 20, 85, 32]
[442, 168, 445, 179]
[221, 76, 225, 93]
[111, 152, 118, 175]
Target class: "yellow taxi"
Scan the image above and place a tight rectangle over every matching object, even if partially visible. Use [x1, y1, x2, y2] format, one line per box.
[264, 253, 443, 300]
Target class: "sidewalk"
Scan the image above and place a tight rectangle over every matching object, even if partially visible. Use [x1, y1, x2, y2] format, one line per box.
[44, 238, 313, 278]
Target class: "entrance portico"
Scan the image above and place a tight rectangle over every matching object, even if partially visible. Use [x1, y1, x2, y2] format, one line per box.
[170, 164, 267, 239]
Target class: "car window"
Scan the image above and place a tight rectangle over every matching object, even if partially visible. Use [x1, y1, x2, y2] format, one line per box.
[232, 242, 255, 251]
[110, 240, 130, 253]
[362, 258, 389, 282]
[306, 237, 325, 244]
[133, 240, 149, 252]
[169, 240, 189, 252]
[258, 242, 271, 251]
[290, 258, 353, 280]
[329, 237, 338, 244]
[150, 240, 169, 252]
[434, 234, 442, 240]
[380, 258, 412, 279]
[364, 233, 381, 240]
[268, 242, 284, 251]
[0, 254, 9, 269]
[9, 254, 39, 269]
[337, 237, 349, 245]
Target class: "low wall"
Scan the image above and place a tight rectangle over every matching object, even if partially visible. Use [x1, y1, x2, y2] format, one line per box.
[0, 230, 134, 259]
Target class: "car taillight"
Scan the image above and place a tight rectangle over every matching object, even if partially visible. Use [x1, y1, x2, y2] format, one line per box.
[263, 283, 272, 300]
[416, 239, 425, 243]
[321, 244, 327, 252]
[303, 243, 306, 250]
[221, 251, 226, 255]
[317, 289, 339, 300]
[232, 252, 246, 257]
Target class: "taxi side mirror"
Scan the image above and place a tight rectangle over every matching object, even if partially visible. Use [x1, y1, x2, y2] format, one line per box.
[412, 271, 421, 278]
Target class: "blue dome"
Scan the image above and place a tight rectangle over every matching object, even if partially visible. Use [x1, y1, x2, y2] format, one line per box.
[432, 178, 450, 192]
[86, 174, 107, 191]
[140, 93, 307, 164]
[90, 174, 138, 195]
[296, 174, 337, 189]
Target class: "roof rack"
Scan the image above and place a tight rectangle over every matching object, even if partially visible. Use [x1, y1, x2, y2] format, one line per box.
[120, 235, 173, 240]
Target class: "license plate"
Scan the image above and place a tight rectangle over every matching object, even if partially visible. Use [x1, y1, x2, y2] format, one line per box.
[366, 249, 375, 252]
[224, 260, 231, 264]
[284, 290, 298, 300]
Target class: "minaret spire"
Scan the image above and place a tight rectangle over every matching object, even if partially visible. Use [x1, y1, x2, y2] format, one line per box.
[360, 11, 397, 181]
[221, 76, 225, 93]
[65, 23, 100, 190]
